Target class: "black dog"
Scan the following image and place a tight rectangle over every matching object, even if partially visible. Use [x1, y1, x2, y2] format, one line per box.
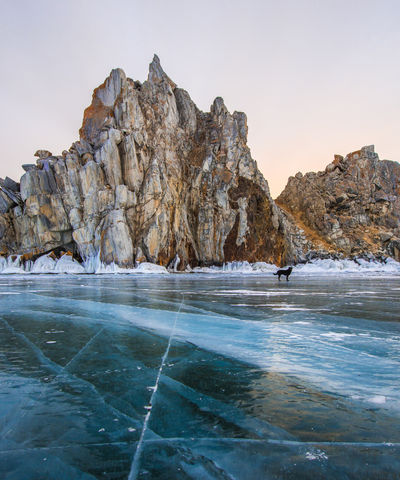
[273, 266, 293, 281]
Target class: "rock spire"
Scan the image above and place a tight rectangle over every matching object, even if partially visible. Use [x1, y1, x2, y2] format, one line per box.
[0, 56, 298, 268]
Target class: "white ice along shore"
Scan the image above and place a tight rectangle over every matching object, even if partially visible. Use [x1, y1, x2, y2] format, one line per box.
[0, 253, 400, 275]
[190, 258, 400, 275]
[0, 253, 169, 275]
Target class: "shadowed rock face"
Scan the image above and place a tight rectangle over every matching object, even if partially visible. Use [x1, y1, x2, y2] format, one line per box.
[0, 55, 297, 267]
[276, 145, 400, 261]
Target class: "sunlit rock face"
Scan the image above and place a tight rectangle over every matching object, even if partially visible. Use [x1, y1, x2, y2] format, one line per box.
[0, 55, 297, 267]
[276, 146, 400, 261]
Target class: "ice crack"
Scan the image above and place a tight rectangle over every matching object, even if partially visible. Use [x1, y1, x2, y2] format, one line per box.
[62, 327, 105, 372]
[128, 294, 185, 480]
[1, 437, 399, 456]
[0, 319, 106, 437]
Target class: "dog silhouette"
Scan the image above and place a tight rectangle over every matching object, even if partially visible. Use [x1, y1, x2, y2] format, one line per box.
[273, 266, 293, 281]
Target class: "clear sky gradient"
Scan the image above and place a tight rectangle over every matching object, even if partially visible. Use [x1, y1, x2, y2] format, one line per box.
[1, 0, 399, 197]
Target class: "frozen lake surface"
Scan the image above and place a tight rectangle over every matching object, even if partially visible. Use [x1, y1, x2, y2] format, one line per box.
[1, 273, 400, 479]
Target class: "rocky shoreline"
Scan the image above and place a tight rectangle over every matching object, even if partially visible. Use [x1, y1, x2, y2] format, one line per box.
[1, 56, 399, 269]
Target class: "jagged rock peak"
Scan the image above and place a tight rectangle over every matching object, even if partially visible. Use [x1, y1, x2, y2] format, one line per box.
[148, 53, 163, 81]
[345, 144, 378, 160]
[211, 96, 228, 116]
[0, 55, 298, 268]
[34, 150, 53, 159]
[79, 68, 128, 144]
[327, 145, 379, 171]
[148, 54, 176, 88]
[97, 68, 127, 107]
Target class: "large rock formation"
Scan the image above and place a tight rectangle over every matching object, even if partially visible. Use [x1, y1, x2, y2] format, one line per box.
[0, 55, 297, 268]
[276, 145, 400, 261]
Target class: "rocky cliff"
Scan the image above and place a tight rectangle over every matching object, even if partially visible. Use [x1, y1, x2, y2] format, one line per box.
[276, 145, 400, 261]
[0, 55, 298, 268]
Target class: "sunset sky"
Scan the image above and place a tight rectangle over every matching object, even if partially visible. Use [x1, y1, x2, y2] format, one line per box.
[1, 0, 399, 197]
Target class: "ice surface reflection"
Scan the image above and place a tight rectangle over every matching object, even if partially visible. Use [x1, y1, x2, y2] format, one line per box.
[0, 273, 400, 479]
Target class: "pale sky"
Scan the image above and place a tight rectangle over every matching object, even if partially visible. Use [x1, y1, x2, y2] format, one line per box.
[1, 0, 399, 197]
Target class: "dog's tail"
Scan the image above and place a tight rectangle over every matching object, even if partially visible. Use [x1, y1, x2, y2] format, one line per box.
[273, 272, 278, 275]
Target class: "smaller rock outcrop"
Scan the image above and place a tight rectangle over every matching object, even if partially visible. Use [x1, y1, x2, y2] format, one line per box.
[276, 146, 400, 260]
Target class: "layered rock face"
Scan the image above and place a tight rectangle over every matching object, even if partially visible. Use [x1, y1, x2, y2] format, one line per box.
[0, 56, 297, 267]
[276, 146, 400, 260]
